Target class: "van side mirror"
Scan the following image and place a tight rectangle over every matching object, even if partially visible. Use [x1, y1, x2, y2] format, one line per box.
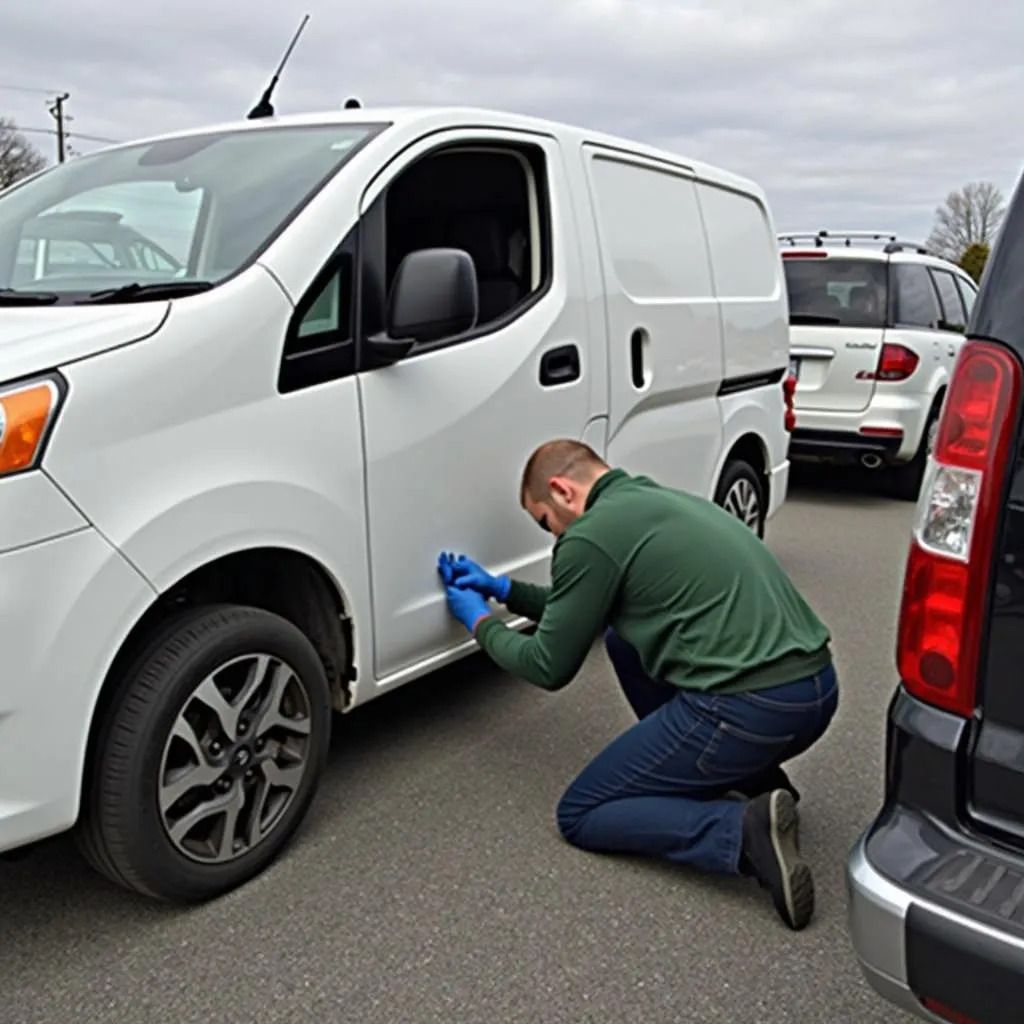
[366, 248, 479, 363]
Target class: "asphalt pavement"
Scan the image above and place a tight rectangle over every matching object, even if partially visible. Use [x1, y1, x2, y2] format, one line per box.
[0, 468, 915, 1024]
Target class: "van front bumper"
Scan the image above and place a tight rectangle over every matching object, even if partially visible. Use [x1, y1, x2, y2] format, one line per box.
[0, 524, 155, 854]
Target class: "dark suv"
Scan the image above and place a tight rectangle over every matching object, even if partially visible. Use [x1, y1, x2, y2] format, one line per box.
[847, 182, 1024, 1024]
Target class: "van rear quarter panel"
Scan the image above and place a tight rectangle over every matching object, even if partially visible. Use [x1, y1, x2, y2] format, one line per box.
[43, 267, 376, 696]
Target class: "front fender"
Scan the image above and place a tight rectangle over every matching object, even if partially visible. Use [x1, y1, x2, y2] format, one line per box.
[44, 269, 374, 689]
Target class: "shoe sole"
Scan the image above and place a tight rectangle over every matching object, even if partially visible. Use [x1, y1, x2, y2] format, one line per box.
[768, 789, 814, 930]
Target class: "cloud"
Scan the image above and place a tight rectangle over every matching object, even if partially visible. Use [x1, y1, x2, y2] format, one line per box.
[2, 0, 1022, 239]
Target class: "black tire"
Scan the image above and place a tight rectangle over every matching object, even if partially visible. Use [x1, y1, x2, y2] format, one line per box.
[75, 604, 332, 902]
[886, 402, 941, 502]
[714, 458, 767, 538]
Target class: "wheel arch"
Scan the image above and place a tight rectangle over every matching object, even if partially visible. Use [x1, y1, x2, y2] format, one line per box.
[79, 545, 357, 816]
[716, 431, 771, 507]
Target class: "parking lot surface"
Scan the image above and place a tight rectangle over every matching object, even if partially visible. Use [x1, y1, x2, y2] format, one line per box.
[0, 471, 914, 1024]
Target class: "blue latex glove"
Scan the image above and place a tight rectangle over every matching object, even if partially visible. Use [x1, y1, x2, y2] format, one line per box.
[449, 553, 511, 602]
[437, 551, 457, 586]
[444, 584, 492, 634]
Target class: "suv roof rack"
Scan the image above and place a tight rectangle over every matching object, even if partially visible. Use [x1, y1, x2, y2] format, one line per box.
[777, 230, 931, 255]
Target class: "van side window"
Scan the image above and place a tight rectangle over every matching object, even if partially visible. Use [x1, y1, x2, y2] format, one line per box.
[278, 234, 356, 393]
[359, 144, 552, 357]
[892, 264, 941, 329]
[298, 257, 353, 342]
[930, 269, 968, 333]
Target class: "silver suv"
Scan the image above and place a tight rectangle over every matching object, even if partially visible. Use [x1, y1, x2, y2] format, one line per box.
[779, 230, 979, 499]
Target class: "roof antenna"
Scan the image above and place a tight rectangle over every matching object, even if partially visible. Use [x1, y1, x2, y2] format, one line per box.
[344, 97, 361, 109]
[247, 14, 311, 120]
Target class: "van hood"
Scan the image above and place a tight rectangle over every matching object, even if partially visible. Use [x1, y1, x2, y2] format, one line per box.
[0, 303, 170, 382]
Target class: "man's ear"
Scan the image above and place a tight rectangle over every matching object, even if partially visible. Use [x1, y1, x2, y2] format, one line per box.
[548, 477, 571, 503]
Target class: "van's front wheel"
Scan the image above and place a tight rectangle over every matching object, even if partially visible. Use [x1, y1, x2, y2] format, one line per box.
[76, 604, 332, 902]
[715, 458, 766, 538]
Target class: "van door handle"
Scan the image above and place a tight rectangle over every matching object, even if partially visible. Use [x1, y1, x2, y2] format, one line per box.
[540, 344, 581, 386]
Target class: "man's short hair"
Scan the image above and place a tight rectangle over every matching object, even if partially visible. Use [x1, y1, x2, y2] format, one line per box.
[520, 439, 609, 503]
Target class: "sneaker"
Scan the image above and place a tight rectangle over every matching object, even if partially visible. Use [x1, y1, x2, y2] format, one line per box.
[740, 790, 814, 930]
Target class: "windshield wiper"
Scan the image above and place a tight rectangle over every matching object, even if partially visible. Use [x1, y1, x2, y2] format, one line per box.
[789, 313, 842, 325]
[0, 288, 61, 306]
[78, 280, 215, 304]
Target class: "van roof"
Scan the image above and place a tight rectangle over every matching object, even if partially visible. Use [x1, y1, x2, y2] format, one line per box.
[81, 105, 768, 203]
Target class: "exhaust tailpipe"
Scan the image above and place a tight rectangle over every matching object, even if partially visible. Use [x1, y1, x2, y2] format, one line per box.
[860, 453, 883, 470]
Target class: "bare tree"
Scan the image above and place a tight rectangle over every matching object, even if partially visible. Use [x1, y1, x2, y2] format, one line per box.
[927, 181, 1006, 262]
[0, 118, 47, 191]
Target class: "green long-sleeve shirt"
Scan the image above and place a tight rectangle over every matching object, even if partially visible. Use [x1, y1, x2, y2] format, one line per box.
[474, 468, 831, 693]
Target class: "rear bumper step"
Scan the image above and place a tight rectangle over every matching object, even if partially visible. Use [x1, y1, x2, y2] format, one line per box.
[848, 823, 1024, 1024]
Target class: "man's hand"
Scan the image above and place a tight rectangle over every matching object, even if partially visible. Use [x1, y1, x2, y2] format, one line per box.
[441, 552, 511, 602]
[444, 584, 493, 634]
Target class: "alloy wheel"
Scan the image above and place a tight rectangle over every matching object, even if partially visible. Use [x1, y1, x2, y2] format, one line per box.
[158, 653, 313, 864]
[723, 477, 761, 530]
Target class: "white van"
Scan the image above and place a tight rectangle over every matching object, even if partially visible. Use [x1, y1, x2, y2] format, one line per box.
[0, 107, 792, 901]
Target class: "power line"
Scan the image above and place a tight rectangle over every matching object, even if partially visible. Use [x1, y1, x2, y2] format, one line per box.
[19, 125, 121, 145]
[0, 83, 59, 96]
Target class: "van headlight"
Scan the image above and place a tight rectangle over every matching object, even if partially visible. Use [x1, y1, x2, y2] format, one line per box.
[0, 375, 65, 477]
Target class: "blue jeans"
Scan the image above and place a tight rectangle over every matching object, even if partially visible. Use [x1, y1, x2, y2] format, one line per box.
[555, 629, 839, 875]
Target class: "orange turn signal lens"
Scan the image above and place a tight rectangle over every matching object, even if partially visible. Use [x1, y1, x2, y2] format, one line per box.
[0, 379, 60, 476]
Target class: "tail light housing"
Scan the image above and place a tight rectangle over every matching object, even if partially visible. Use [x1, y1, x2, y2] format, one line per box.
[856, 343, 920, 382]
[897, 340, 1021, 717]
[782, 374, 796, 432]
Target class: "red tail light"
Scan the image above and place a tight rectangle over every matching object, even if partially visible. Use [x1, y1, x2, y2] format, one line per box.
[782, 374, 796, 432]
[897, 340, 1021, 717]
[878, 343, 919, 380]
[855, 344, 919, 382]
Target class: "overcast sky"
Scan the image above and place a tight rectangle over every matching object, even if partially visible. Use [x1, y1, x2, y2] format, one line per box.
[2, 0, 1022, 242]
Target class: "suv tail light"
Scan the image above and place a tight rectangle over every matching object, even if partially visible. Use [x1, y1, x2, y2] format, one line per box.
[857, 343, 920, 382]
[878, 343, 919, 380]
[897, 340, 1021, 717]
[782, 374, 796, 432]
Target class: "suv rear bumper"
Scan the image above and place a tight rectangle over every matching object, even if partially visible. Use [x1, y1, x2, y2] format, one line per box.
[789, 427, 904, 466]
[847, 834, 930, 1017]
[849, 831, 1024, 1023]
[848, 686, 1024, 1023]
[790, 391, 933, 464]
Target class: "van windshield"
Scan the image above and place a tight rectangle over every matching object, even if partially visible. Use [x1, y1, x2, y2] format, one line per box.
[0, 123, 382, 304]
[782, 256, 888, 328]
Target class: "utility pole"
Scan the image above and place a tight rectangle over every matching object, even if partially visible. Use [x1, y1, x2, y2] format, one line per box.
[47, 92, 69, 163]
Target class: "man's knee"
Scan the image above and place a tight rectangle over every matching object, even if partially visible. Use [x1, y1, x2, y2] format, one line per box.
[555, 787, 588, 845]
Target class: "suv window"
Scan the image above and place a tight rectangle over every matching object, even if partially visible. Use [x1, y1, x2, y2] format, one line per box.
[893, 263, 941, 329]
[957, 276, 978, 320]
[781, 257, 887, 327]
[930, 268, 968, 333]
